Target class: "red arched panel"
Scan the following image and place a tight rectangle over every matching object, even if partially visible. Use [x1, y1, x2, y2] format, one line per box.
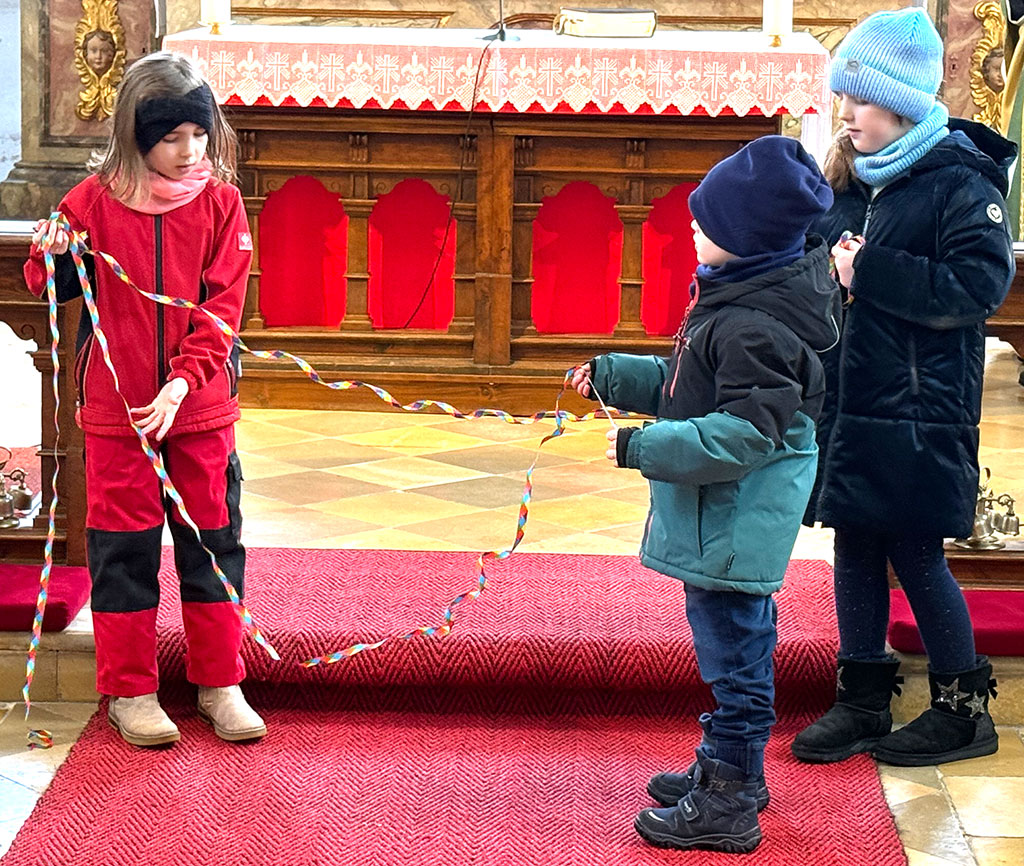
[641, 182, 699, 337]
[259, 175, 348, 327]
[531, 181, 623, 334]
[367, 178, 455, 330]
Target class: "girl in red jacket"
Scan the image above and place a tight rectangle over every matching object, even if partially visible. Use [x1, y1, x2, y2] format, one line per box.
[25, 52, 264, 747]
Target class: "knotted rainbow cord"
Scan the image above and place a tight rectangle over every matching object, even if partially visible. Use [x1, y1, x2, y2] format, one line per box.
[27, 729, 53, 749]
[25, 212, 628, 703]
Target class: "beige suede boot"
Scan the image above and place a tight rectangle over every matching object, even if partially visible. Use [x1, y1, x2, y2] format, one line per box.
[108, 694, 181, 747]
[197, 685, 267, 741]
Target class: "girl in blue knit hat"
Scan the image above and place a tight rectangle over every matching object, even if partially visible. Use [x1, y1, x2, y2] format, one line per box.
[573, 135, 840, 853]
[794, 7, 1016, 768]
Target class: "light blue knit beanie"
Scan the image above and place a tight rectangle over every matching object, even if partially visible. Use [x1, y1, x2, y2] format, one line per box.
[829, 8, 944, 122]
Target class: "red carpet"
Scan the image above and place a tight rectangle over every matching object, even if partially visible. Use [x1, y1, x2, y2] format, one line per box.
[155, 550, 841, 712]
[1, 551, 906, 866]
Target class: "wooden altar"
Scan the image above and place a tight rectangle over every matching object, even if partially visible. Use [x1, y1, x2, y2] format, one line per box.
[2, 24, 1021, 584]
[159, 25, 830, 413]
[0, 227, 86, 565]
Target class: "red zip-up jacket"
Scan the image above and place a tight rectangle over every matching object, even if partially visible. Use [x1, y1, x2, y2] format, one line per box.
[24, 175, 252, 436]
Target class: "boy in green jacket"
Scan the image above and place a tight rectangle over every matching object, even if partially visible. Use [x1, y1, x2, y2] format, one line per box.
[573, 135, 840, 854]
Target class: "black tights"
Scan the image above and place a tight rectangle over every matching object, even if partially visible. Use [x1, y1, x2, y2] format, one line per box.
[833, 528, 976, 673]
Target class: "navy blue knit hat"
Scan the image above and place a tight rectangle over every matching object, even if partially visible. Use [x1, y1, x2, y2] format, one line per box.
[829, 8, 944, 123]
[688, 136, 833, 258]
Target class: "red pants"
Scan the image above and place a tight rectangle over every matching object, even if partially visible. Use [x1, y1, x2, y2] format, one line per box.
[85, 426, 246, 697]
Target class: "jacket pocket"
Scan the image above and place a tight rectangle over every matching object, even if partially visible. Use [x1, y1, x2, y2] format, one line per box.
[644, 480, 703, 576]
[226, 451, 244, 540]
[74, 335, 94, 407]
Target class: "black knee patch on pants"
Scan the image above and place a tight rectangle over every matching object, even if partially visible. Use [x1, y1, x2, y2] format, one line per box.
[88, 525, 163, 612]
[169, 520, 246, 603]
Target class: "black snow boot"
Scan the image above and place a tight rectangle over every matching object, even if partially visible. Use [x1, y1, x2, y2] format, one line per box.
[634, 747, 762, 854]
[873, 656, 998, 766]
[791, 656, 903, 763]
[647, 714, 770, 811]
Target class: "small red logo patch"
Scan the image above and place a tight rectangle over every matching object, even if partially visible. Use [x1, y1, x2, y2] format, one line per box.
[238, 232, 253, 251]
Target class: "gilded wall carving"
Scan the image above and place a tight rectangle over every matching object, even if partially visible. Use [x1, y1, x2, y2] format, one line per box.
[74, 0, 127, 121]
[970, 1, 1006, 128]
[44, 0, 151, 141]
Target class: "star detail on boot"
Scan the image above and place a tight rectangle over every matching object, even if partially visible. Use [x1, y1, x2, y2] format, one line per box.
[965, 691, 987, 717]
[836, 666, 846, 695]
[935, 678, 969, 710]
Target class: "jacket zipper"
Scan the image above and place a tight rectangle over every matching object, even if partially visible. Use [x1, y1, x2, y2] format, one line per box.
[695, 486, 705, 556]
[908, 332, 920, 396]
[861, 202, 874, 238]
[155, 214, 166, 387]
[225, 354, 238, 396]
[668, 277, 701, 399]
[668, 332, 685, 399]
[74, 335, 94, 407]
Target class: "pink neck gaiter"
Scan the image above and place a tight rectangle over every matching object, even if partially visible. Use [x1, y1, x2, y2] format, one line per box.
[129, 159, 214, 215]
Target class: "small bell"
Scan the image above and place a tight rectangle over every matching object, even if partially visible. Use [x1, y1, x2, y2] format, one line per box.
[7, 468, 34, 511]
[0, 477, 18, 529]
[1001, 501, 1020, 537]
[992, 511, 1006, 534]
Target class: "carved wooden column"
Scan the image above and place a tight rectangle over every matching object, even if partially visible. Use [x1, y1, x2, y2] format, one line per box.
[615, 207, 649, 338]
[242, 198, 265, 330]
[473, 126, 514, 365]
[340, 132, 374, 332]
[343, 199, 374, 331]
[236, 129, 265, 330]
[511, 137, 537, 338]
[615, 138, 649, 337]
[450, 134, 478, 335]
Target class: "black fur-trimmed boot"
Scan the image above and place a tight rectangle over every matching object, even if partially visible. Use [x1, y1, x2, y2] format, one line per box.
[647, 714, 770, 811]
[635, 747, 762, 854]
[872, 656, 998, 767]
[791, 656, 903, 763]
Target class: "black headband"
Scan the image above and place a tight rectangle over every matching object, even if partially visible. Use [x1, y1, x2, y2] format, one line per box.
[135, 83, 216, 154]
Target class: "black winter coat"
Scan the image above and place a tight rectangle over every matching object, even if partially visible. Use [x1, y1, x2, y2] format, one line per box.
[804, 119, 1016, 537]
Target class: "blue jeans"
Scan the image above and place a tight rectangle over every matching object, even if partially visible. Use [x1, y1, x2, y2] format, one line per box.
[684, 584, 777, 779]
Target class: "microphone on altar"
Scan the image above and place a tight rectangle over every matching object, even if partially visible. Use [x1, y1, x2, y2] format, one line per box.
[481, 0, 519, 42]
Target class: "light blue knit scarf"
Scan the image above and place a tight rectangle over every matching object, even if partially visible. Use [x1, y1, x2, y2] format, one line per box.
[853, 102, 950, 187]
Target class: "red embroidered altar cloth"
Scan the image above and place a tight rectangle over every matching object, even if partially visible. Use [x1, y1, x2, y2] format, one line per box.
[162, 26, 831, 119]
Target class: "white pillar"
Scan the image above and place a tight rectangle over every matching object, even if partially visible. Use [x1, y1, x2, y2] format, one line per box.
[799, 111, 833, 167]
[762, 0, 794, 39]
[200, 0, 231, 31]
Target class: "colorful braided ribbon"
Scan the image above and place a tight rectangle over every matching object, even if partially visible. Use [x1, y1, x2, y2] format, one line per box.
[27, 729, 53, 750]
[25, 213, 628, 693]
[23, 225, 67, 718]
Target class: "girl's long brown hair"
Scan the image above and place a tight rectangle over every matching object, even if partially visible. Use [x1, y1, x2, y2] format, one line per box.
[88, 51, 237, 206]
[822, 129, 857, 193]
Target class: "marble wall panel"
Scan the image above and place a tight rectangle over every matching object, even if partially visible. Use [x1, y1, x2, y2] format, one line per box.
[45, 0, 152, 142]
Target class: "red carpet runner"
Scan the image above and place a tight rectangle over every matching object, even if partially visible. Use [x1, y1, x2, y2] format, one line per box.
[2, 551, 906, 866]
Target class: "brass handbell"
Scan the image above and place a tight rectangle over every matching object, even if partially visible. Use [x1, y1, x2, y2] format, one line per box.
[7, 468, 34, 511]
[953, 469, 1018, 550]
[993, 496, 1020, 536]
[0, 475, 18, 529]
